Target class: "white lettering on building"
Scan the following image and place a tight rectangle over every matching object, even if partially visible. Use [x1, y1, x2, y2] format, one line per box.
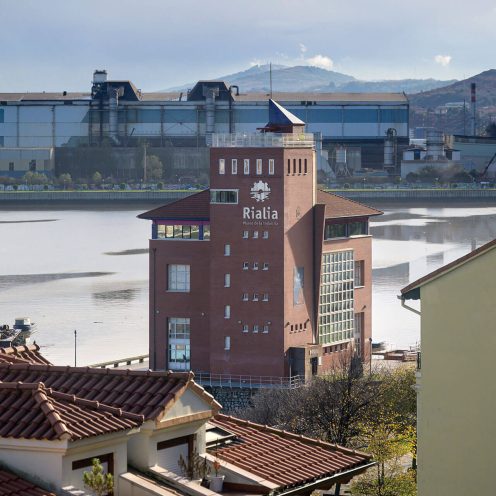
[243, 207, 279, 220]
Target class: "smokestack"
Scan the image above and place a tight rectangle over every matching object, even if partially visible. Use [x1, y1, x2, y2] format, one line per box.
[470, 82, 476, 136]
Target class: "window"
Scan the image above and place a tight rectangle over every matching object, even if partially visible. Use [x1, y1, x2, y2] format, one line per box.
[263, 231, 269, 239]
[243, 262, 249, 270]
[263, 325, 269, 333]
[269, 159, 275, 175]
[354, 261, 364, 287]
[224, 336, 231, 351]
[262, 263, 269, 271]
[243, 159, 250, 175]
[253, 325, 259, 333]
[349, 221, 368, 236]
[304, 158, 308, 174]
[253, 293, 259, 301]
[243, 230, 249, 239]
[210, 189, 238, 204]
[8, 162, 14, 171]
[298, 159, 302, 174]
[29, 160, 36, 172]
[293, 158, 296, 174]
[224, 305, 231, 319]
[262, 293, 269, 301]
[168, 265, 190, 292]
[253, 231, 259, 239]
[324, 223, 346, 239]
[287, 158, 291, 175]
[219, 159, 225, 175]
[157, 224, 200, 240]
[256, 159, 262, 175]
[318, 250, 355, 346]
[231, 159, 238, 174]
[242, 324, 249, 333]
[253, 262, 259, 270]
[168, 318, 190, 370]
[242, 293, 249, 301]
[203, 225, 211, 240]
[224, 244, 231, 256]
[224, 274, 231, 287]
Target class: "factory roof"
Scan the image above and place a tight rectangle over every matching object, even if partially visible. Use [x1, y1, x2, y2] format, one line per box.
[0, 382, 143, 441]
[0, 469, 55, 496]
[210, 414, 373, 490]
[138, 190, 210, 221]
[0, 363, 220, 421]
[0, 92, 90, 102]
[317, 190, 383, 219]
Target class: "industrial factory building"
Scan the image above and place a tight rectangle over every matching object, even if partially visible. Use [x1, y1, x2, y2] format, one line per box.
[0, 70, 409, 178]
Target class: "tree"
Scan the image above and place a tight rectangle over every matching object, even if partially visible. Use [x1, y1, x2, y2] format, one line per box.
[146, 155, 163, 181]
[58, 173, 72, 189]
[22, 171, 48, 185]
[485, 122, 496, 138]
[92, 171, 103, 187]
[82, 458, 114, 496]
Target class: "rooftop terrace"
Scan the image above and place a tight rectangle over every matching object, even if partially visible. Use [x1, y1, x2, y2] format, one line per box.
[211, 132, 315, 148]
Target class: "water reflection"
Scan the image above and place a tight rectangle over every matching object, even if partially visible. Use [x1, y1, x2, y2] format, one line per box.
[0, 272, 114, 291]
[104, 249, 148, 256]
[93, 288, 140, 302]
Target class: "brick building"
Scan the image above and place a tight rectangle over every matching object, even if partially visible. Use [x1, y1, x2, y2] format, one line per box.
[139, 101, 382, 381]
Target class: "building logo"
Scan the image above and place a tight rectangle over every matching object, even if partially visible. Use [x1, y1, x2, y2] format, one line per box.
[250, 181, 270, 202]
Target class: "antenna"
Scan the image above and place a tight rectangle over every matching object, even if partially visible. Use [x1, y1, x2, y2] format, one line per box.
[269, 62, 273, 99]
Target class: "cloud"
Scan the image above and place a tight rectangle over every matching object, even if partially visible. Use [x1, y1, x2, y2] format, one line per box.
[434, 54, 452, 67]
[306, 54, 334, 70]
[299, 43, 307, 54]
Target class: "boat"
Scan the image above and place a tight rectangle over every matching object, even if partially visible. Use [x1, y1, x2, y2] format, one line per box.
[0, 318, 36, 347]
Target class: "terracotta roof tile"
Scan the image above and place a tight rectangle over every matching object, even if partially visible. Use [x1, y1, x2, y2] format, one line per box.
[0, 382, 143, 441]
[0, 344, 52, 365]
[138, 190, 210, 221]
[210, 415, 372, 490]
[316, 190, 383, 219]
[0, 469, 55, 496]
[0, 364, 212, 421]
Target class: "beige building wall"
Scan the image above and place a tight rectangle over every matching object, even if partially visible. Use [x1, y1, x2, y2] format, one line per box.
[417, 247, 496, 496]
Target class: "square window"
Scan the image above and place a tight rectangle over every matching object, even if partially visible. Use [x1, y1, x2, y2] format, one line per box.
[242, 293, 249, 301]
[243, 230, 249, 239]
[256, 159, 262, 175]
[253, 293, 259, 301]
[262, 263, 269, 271]
[243, 262, 249, 270]
[168, 264, 190, 292]
[231, 159, 238, 174]
[253, 262, 259, 270]
[269, 159, 274, 175]
[253, 325, 259, 333]
[242, 324, 249, 333]
[253, 231, 259, 239]
[219, 159, 225, 175]
[243, 159, 250, 175]
[263, 231, 269, 239]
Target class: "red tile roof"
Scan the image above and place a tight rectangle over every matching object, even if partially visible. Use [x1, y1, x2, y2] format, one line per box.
[0, 469, 55, 496]
[0, 344, 52, 365]
[401, 237, 496, 298]
[210, 415, 372, 490]
[316, 190, 383, 219]
[0, 364, 209, 421]
[138, 190, 210, 220]
[0, 382, 143, 441]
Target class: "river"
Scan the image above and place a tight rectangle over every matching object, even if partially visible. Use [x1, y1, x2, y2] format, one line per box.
[0, 201, 495, 365]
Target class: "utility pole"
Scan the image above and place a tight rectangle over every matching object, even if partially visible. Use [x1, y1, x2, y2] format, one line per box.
[269, 62, 273, 99]
[143, 142, 148, 183]
[74, 329, 77, 367]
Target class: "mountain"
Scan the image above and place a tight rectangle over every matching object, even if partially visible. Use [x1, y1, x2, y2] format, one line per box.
[163, 64, 356, 92]
[408, 69, 496, 108]
[337, 78, 456, 94]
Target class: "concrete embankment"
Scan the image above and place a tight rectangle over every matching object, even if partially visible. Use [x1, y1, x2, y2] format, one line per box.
[0, 188, 496, 203]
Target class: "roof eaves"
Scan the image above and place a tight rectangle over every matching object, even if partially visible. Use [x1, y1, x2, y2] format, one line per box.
[401, 238, 496, 298]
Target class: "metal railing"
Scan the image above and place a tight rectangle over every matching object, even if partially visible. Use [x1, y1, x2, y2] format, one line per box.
[91, 354, 149, 369]
[193, 372, 304, 389]
[211, 132, 314, 148]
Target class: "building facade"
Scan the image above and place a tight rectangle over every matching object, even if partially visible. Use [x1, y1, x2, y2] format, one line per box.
[0, 71, 409, 176]
[401, 239, 496, 496]
[140, 102, 381, 380]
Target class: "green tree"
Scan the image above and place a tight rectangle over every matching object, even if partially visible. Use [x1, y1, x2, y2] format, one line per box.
[92, 171, 103, 187]
[146, 155, 163, 181]
[58, 173, 73, 189]
[82, 458, 114, 496]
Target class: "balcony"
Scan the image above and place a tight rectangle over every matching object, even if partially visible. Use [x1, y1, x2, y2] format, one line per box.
[211, 132, 315, 148]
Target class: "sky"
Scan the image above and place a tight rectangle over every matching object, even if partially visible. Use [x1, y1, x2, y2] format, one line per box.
[0, 0, 495, 92]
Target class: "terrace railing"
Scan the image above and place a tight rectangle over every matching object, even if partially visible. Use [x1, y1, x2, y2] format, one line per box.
[193, 372, 304, 389]
[211, 132, 315, 148]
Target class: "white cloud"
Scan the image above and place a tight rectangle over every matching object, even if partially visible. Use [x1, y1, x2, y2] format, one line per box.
[299, 43, 307, 54]
[434, 54, 452, 67]
[249, 59, 263, 67]
[306, 54, 334, 70]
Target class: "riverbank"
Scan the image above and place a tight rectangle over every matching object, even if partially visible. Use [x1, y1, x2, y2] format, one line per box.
[1, 188, 496, 203]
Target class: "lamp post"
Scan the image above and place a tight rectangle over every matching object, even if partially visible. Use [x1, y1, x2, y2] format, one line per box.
[74, 329, 77, 367]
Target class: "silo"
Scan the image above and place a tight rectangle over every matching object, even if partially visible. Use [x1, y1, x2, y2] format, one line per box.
[426, 130, 444, 160]
[384, 128, 397, 169]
